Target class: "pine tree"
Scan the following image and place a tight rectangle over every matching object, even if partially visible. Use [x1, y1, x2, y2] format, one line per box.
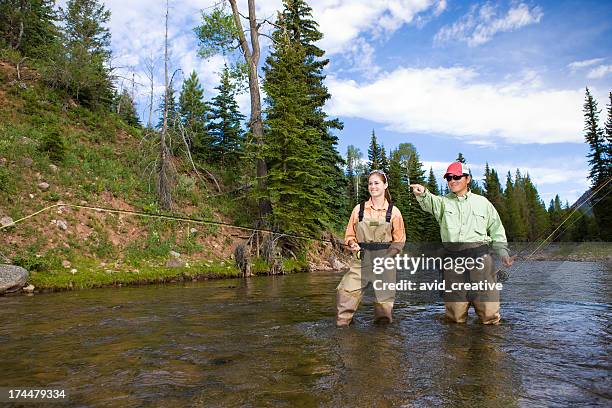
[208, 67, 245, 166]
[387, 143, 426, 242]
[504, 171, 527, 241]
[380, 145, 389, 174]
[424, 167, 441, 241]
[605, 92, 612, 171]
[387, 149, 408, 235]
[179, 70, 213, 161]
[583, 87, 611, 240]
[522, 173, 550, 240]
[262, 12, 331, 235]
[583, 88, 607, 186]
[280, 0, 348, 229]
[157, 84, 178, 130]
[483, 163, 507, 228]
[548, 195, 563, 241]
[115, 89, 140, 127]
[368, 130, 383, 171]
[0, 0, 58, 57]
[45, 0, 113, 107]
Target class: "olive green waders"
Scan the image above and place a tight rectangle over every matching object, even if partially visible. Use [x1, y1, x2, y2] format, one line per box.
[443, 250, 500, 324]
[336, 202, 397, 327]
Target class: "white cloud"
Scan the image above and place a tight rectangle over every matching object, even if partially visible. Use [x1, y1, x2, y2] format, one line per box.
[68, 0, 445, 122]
[337, 36, 381, 79]
[587, 64, 612, 79]
[326, 66, 586, 144]
[435, 2, 543, 47]
[311, 0, 444, 54]
[568, 58, 605, 71]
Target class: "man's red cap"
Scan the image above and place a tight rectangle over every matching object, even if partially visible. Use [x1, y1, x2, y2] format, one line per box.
[444, 162, 469, 177]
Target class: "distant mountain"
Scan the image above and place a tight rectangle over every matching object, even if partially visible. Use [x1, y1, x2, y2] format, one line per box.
[571, 188, 594, 215]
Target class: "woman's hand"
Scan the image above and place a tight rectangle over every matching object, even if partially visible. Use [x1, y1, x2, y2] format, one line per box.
[349, 241, 361, 253]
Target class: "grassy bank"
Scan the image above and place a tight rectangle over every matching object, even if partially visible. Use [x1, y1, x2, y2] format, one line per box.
[0, 59, 322, 292]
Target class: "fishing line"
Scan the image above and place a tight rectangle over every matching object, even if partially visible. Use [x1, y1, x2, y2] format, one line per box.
[0, 203, 350, 247]
[505, 176, 612, 276]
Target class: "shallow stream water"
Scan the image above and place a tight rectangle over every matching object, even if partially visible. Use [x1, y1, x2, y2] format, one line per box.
[1, 261, 610, 407]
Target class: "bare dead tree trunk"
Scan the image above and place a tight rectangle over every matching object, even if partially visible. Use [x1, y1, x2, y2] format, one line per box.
[157, 0, 173, 210]
[131, 72, 135, 100]
[15, 0, 26, 50]
[16, 56, 26, 81]
[228, 0, 272, 219]
[116, 80, 124, 114]
[144, 53, 155, 128]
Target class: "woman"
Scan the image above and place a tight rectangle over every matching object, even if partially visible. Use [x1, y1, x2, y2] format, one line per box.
[336, 170, 406, 327]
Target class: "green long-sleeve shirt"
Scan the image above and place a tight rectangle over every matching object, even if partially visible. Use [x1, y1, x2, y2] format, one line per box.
[416, 189, 509, 257]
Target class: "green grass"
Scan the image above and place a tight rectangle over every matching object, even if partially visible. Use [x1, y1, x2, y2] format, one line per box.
[0, 61, 312, 292]
[28, 257, 242, 290]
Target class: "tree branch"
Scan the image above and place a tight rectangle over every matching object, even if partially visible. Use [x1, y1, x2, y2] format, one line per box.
[228, 0, 253, 63]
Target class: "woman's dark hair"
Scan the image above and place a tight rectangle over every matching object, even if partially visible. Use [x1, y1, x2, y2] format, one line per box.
[368, 170, 392, 203]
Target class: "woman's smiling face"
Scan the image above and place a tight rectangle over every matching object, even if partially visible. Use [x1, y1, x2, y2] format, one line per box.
[368, 173, 387, 199]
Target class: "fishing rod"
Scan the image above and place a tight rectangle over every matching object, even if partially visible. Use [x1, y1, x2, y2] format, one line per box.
[513, 177, 610, 258]
[503, 176, 612, 277]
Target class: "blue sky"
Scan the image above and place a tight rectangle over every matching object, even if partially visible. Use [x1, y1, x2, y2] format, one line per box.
[69, 0, 612, 205]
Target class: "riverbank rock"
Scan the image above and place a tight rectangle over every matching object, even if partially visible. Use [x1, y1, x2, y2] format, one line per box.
[37, 181, 50, 191]
[329, 256, 349, 271]
[22, 284, 35, 293]
[0, 216, 14, 228]
[0, 264, 29, 294]
[166, 258, 185, 268]
[169, 250, 181, 258]
[51, 219, 68, 231]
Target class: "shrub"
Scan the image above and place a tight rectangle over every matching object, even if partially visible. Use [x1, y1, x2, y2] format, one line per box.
[39, 128, 66, 163]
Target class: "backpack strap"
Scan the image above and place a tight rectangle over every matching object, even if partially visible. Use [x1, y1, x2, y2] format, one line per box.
[358, 201, 366, 222]
[386, 202, 393, 223]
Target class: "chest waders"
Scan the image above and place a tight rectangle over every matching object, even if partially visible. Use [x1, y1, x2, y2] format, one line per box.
[336, 202, 397, 327]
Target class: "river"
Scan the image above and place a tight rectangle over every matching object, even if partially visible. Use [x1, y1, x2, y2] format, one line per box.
[1, 260, 610, 407]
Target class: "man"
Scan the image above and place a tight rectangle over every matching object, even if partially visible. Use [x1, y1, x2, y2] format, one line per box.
[410, 161, 513, 324]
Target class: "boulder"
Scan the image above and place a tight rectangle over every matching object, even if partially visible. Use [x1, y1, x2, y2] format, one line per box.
[37, 182, 50, 191]
[0, 265, 28, 294]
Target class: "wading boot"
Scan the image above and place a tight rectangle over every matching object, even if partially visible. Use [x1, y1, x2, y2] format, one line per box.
[373, 302, 393, 324]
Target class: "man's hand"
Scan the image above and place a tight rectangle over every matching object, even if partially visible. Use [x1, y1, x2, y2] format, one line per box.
[410, 184, 426, 196]
[502, 255, 515, 267]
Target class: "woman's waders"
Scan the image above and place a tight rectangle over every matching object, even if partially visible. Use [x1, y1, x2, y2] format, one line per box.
[336, 202, 397, 327]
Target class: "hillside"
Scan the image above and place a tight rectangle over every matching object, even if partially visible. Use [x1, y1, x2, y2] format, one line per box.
[0, 60, 342, 292]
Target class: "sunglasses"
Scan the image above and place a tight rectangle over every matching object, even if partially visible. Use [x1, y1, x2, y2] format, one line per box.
[444, 174, 468, 182]
[369, 170, 388, 182]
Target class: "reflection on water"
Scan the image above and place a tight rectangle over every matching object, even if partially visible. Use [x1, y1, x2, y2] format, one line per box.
[0, 261, 610, 407]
